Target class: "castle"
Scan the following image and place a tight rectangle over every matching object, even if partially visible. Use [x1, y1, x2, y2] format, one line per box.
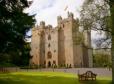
[30, 12, 93, 68]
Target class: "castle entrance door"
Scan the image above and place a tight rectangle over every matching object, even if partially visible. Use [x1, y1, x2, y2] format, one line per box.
[48, 61, 51, 67]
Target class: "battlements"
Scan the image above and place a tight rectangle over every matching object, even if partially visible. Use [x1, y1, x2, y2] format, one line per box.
[37, 12, 76, 29]
[57, 12, 74, 24]
[40, 21, 45, 28]
[68, 12, 74, 19]
[47, 25, 52, 28]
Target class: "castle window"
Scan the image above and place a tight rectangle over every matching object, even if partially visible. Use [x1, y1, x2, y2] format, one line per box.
[48, 34, 51, 40]
[63, 24, 64, 28]
[53, 61, 56, 64]
[43, 50, 45, 53]
[48, 43, 50, 47]
[44, 61, 46, 64]
[54, 50, 56, 52]
[47, 51, 52, 59]
[41, 33, 43, 37]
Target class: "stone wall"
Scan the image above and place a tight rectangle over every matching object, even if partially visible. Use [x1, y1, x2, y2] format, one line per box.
[30, 28, 41, 65]
[30, 12, 92, 68]
[44, 26, 58, 67]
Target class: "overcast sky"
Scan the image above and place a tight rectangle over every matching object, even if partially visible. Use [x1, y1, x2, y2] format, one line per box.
[25, 0, 84, 27]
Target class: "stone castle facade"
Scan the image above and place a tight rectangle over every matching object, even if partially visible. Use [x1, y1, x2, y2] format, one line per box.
[30, 12, 93, 68]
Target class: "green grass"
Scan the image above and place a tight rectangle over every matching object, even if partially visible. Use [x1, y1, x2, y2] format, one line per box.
[0, 71, 112, 84]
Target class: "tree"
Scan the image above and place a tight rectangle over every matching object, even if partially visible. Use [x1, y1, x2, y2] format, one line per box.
[93, 49, 111, 67]
[80, 0, 114, 82]
[109, 0, 114, 83]
[0, 0, 35, 66]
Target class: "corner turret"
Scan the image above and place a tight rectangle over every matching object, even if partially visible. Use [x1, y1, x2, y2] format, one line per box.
[47, 25, 52, 29]
[68, 12, 74, 19]
[40, 21, 45, 28]
[57, 16, 62, 24]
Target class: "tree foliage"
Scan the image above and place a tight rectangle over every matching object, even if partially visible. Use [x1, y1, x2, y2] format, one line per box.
[93, 53, 111, 67]
[80, 0, 112, 49]
[0, 0, 35, 66]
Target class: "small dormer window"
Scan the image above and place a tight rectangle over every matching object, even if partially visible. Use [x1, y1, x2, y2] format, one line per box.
[48, 34, 51, 40]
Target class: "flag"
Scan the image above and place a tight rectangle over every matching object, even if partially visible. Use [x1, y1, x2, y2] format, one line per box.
[64, 5, 68, 11]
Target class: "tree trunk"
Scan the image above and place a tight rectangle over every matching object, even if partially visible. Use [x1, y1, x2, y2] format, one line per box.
[110, 0, 114, 83]
[112, 36, 114, 83]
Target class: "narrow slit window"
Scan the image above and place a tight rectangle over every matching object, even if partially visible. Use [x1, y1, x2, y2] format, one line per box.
[48, 34, 51, 40]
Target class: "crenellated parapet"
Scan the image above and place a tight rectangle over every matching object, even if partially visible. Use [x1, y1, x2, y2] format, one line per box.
[40, 21, 45, 28]
[57, 16, 62, 25]
[57, 12, 77, 29]
[68, 12, 74, 19]
[47, 25, 52, 29]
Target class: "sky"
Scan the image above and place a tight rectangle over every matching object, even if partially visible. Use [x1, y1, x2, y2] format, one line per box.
[25, 0, 84, 27]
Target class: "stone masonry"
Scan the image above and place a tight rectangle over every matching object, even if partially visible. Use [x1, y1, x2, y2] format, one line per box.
[30, 12, 93, 68]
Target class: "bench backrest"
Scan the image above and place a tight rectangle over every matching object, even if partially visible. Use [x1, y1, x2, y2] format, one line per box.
[85, 71, 96, 77]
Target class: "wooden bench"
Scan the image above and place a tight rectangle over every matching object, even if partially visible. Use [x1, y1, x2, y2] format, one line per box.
[78, 71, 97, 81]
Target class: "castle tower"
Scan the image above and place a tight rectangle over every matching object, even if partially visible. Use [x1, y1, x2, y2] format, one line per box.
[57, 16, 62, 25]
[87, 30, 93, 67]
[57, 16, 66, 66]
[44, 25, 58, 68]
[83, 30, 93, 67]
[40, 21, 45, 28]
[68, 12, 74, 19]
[57, 12, 83, 67]
[30, 28, 41, 66]
[57, 12, 74, 67]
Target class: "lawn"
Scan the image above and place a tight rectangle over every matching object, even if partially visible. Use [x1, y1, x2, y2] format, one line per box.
[0, 71, 112, 84]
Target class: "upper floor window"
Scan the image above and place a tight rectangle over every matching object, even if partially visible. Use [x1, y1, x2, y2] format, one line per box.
[48, 43, 50, 47]
[63, 24, 64, 28]
[47, 51, 52, 59]
[48, 34, 51, 40]
[54, 50, 56, 52]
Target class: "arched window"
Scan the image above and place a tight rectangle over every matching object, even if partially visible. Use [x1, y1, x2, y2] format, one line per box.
[48, 34, 51, 40]
[47, 51, 52, 59]
[48, 43, 50, 47]
[63, 24, 64, 28]
[53, 61, 56, 64]
[54, 50, 56, 52]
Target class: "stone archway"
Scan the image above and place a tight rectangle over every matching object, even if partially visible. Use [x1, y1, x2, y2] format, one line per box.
[47, 51, 52, 59]
[48, 61, 51, 67]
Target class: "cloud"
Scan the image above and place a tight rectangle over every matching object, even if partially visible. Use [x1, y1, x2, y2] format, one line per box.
[25, 0, 84, 27]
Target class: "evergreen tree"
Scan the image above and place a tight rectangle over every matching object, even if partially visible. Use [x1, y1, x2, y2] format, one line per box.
[0, 0, 35, 66]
